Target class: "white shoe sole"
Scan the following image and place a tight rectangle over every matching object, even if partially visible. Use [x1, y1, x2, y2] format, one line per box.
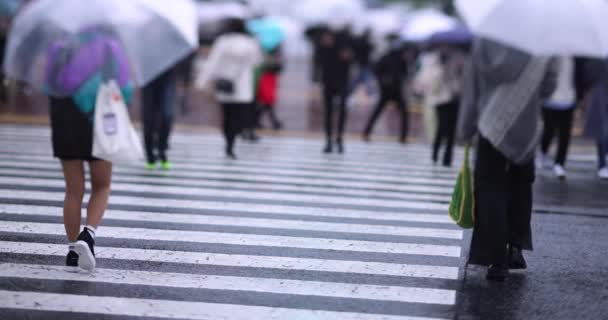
[64, 266, 80, 273]
[74, 240, 95, 271]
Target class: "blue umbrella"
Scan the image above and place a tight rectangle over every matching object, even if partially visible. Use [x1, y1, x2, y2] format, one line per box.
[428, 24, 473, 45]
[0, 0, 21, 17]
[247, 18, 284, 52]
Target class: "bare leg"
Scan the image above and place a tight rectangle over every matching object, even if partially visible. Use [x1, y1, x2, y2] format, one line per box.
[61, 160, 85, 242]
[86, 160, 112, 228]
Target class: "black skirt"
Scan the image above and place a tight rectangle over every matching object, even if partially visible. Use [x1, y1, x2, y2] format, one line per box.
[49, 97, 97, 161]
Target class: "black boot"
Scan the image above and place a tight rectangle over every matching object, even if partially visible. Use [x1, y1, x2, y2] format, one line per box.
[323, 141, 333, 154]
[336, 139, 344, 154]
[508, 245, 527, 270]
[486, 264, 509, 282]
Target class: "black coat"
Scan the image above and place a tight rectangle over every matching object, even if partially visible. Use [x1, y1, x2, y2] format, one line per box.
[574, 57, 604, 102]
[374, 49, 408, 91]
[318, 30, 354, 90]
[353, 35, 373, 67]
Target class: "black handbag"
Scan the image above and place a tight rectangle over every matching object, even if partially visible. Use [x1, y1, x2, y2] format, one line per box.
[215, 78, 234, 94]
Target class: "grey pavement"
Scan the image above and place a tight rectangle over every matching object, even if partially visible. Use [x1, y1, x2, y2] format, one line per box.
[0, 124, 606, 320]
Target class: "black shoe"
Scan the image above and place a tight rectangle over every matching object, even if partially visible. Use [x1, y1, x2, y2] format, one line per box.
[74, 228, 96, 271]
[486, 264, 509, 282]
[336, 139, 344, 154]
[65, 250, 79, 272]
[508, 245, 527, 270]
[323, 142, 333, 154]
[362, 134, 370, 142]
[273, 122, 283, 130]
[226, 151, 237, 160]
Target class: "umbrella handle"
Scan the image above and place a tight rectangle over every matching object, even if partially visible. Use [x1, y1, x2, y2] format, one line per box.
[100, 46, 115, 83]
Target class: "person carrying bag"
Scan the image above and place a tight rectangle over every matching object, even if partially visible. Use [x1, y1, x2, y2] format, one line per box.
[92, 79, 144, 164]
[449, 144, 474, 229]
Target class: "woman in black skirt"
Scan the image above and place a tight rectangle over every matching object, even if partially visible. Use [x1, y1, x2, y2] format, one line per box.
[50, 96, 111, 272]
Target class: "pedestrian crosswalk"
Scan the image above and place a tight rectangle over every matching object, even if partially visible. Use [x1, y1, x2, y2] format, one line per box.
[0, 124, 465, 320]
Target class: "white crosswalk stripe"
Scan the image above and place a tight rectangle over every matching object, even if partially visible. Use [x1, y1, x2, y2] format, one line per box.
[0, 125, 464, 320]
[0, 290, 449, 320]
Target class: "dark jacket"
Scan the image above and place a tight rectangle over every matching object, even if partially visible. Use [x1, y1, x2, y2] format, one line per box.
[575, 57, 604, 102]
[354, 34, 373, 67]
[584, 59, 608, 140]
[319, 30, 354, 90]
[374, 49, 408, 91]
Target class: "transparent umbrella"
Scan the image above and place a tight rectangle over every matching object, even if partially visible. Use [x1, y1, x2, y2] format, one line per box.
[401, 9, 458, 42]
[456, 0, 608, 57]
[291, 0, 365, 28]
[3, 0, 198, 96]
[197, 1, 251, 24]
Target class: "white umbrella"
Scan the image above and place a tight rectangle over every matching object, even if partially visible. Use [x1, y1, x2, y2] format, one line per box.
[291, 0, 365, 28]
[456, 0, 608, 57]
[401, 9, 457, 42]
[197, 1, 251, 23]
[363, 8, 406, 37]
[4, 0, 198, 92]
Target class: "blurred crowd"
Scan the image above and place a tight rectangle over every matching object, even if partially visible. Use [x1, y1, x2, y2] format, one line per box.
[0, 0, 606, 176]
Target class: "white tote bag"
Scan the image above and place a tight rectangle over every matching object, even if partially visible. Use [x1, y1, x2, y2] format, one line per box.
[92, 80, 144, 164]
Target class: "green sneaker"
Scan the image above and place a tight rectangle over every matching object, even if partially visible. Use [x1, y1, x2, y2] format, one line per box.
[144, 162, 157, 170]
[160, 161, 173, 170]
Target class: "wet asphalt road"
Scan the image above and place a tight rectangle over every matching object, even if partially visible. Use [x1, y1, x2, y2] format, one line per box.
[0, 124, 606, 319]
[457, 158, 608, 319]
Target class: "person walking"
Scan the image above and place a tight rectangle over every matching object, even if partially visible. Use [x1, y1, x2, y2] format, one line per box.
[584, 59, 608, 179]
[255, 47, 284, 130]
[363, 44, 412, 144]
[459, 38, 557, 281]
[319, 26, 354, 153]
[538, 57, 576, 179]
[431, 47, 466, 166]
[45, 30, 135, 273]
[142, 67, 177, 170]
[349, 28, 374, 96]
[198, 18, 264, 159]
[51, 96, 113, 273]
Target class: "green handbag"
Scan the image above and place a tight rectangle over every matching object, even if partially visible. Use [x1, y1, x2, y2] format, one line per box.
[448, 145, 475, 229]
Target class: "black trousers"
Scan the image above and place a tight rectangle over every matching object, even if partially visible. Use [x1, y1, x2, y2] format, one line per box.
[364, 88, 408, 141]
[222, 103, 247, 153]
[598, 136, 608, 169]
[142, 72, 177, 163]
[541, 107, 575, 166]
[432, 100, 459, 166]
[469, 137, 534, 266]
[256, 104, 281, 128]
[323, 85, 348, 142]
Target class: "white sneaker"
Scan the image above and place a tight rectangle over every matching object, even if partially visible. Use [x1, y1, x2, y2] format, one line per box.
[599, 167, 608, 179]
[553, 164, 566, 179]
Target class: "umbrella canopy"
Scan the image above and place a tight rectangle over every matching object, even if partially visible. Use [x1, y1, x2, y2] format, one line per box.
[3, 0, 198, 95]
[363, 8, 406, 37]
[247, 18, 285, 52]
[197, 1, 251, 24]
[456, 0, 608, 57]
[401, 9, 457, 42]
[45, 27, 134, 113]
[291, 0, 365, 28]
[428, 24, 473, 45]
